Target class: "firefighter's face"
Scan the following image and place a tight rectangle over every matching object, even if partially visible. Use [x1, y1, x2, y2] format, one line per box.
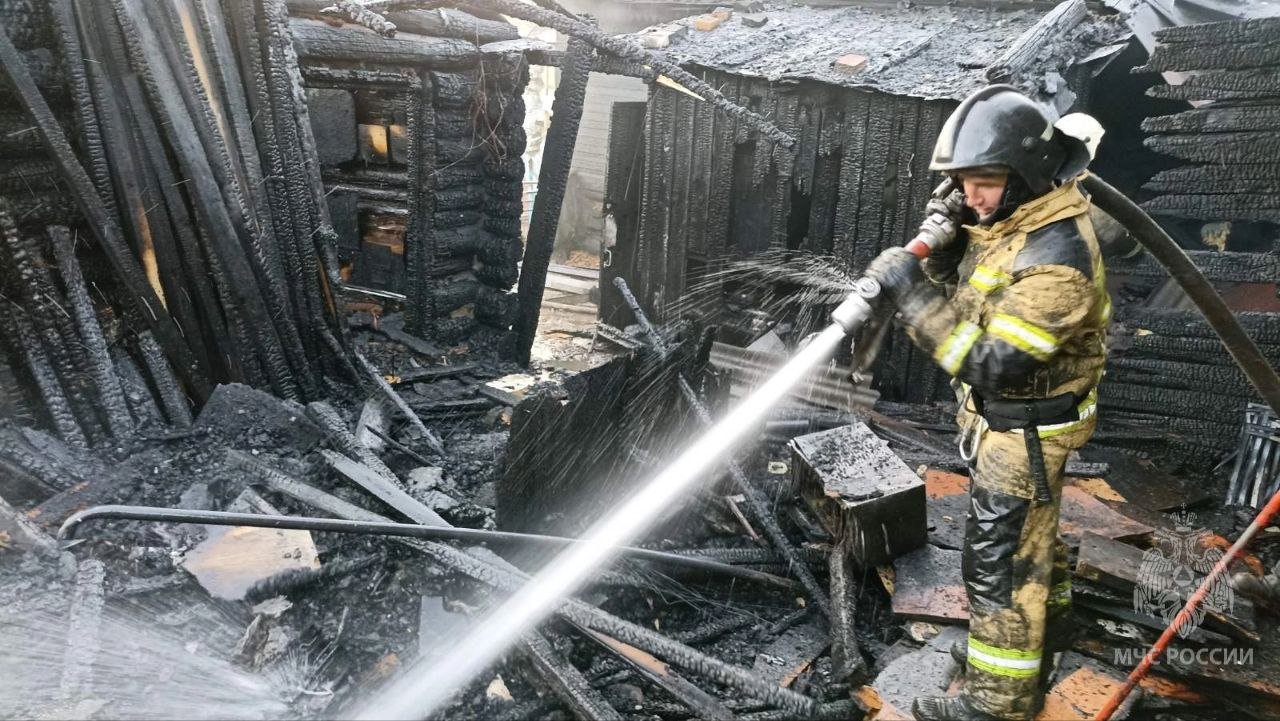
[960, 174, 1008, 220]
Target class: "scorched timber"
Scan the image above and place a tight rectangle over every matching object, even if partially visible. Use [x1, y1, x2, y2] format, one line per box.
[288, 17, 477, 67]
[232, 453, 819, 716]
[1143, 164, 1280, 195]
[0, 7, 202, 397]
[286, 0, 519, 44]
[1108, 249, 1279, 284]
[113, 0, 302, 399]
[511, 36, 591, 365]
[1141, 107, 1280, 136]
[1155, 16, 1280, 46]
[1139, 39, 1280, 72]
[48, 0, 115, 222]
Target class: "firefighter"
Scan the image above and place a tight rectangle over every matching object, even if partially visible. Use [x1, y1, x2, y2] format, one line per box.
[865, 85, 1109, 721]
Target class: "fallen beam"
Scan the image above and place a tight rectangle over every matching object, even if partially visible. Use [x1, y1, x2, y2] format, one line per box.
[320, 449, 447, 526]
[519, 632, 623, 721]
[353, 349, 445, 454]
[288, 16, 478, 66]
[582, 628, 736, 721]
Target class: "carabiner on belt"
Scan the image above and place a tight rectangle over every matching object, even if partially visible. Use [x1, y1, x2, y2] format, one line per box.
[956, 386, 985, 463]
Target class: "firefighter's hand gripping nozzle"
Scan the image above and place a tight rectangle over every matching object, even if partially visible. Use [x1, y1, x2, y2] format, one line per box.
[844, 178, 962, 375]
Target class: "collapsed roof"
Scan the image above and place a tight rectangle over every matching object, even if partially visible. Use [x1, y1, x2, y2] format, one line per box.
[641, 1, 1131, 101]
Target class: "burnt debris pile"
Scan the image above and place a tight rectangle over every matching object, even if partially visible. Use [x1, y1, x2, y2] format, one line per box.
[0, 0, 355, 442]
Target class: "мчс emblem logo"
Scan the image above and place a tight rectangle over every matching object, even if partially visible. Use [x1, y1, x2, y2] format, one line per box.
[1134, 511, 1234, 638]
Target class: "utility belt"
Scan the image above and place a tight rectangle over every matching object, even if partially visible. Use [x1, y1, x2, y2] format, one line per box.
[964, 389, 1089, 505]
[972, 391, 1082, 433]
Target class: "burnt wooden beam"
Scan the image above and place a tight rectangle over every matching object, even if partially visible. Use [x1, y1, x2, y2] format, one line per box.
[985, 0, 1086, 84]
[319, 449, 447, 526]
[402, 72, 438, 337]
[50, 0, 116, 223]
[580, 628, 735, 721]
[0, 298, 87, 449]
[118, 76, 238, 382]
[136, 331, 193, 429]
[1142, 193, 1280, 222]
[509, 37, 591, 363]
[113, 0, 301, 399]
[1139, 40, 1280, 74]
[1122, 309, 1280, 343]
[75, 4, 218, 388]
[0, 23, 210, 400]
[46, 227, 133, 439]
[519, 632, 625, 721]
[264, 0, 360, 385]
[185, 0, 318, 390]
[1143, 163, 1280, 195]
[1108, 249, 1280, 285]
[0, 493, 58, 556]
[288, 17, 478, 66]
[1144, 131, 1280, 166]
[828, 538, 868, 684]
[287, 0, 519, 43]
[1154, 16, 1280, 46]
[353, 349, 446, 455]
[226, 0, 318, 385]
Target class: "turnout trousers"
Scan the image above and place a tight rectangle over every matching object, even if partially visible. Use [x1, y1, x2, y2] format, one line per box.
[962, 428, 1074, 720]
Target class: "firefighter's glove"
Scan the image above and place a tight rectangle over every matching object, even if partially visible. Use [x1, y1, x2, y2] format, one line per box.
[865, 247, 939, 327]
[866, 247, 925, 305]
[920, 191, 969, 284]
[923, 232, 967, 285]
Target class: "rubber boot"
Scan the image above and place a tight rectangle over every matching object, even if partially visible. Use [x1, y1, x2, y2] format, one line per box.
[912, 694, 1005, 721]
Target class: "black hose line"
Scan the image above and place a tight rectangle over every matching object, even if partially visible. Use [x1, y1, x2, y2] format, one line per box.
[1083, 174, 1280, 417]
[57, 505, 795, 589]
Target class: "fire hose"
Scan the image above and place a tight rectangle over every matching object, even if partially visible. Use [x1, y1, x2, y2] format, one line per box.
[1078, 174, 1280, 721]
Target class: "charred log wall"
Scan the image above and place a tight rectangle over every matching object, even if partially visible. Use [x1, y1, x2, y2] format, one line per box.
[1100, 16, 1280, 469]
[1099, 309, 1280, 470]
[608, 72, 955, 404]
[289, 9, 528, 346]
[1140, 17, 1280, 249]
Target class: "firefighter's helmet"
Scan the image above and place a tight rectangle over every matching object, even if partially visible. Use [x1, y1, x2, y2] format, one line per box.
[930, 85, 1090, 195]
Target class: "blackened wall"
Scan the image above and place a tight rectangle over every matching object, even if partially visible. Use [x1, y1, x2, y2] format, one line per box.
[291, 15, 528, 345]
[607, 69, 957, 403]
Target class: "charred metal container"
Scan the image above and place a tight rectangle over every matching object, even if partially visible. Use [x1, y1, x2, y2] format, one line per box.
[790, 422, 926, 568]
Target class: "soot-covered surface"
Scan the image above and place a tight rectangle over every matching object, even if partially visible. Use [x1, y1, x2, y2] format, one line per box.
[0, 320, 899, 720]
[648, 2, 1129, 100]
[1, 313, 1275, 721]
